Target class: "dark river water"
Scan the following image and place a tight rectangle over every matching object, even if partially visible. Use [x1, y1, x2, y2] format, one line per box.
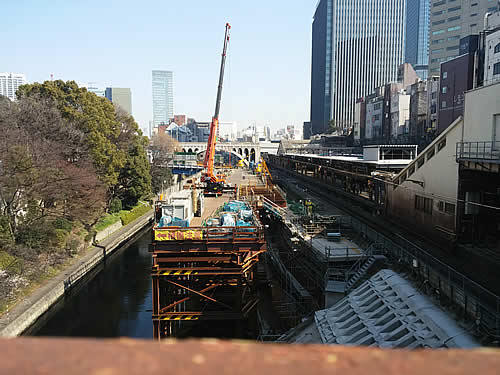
[30, 228, 154, 338]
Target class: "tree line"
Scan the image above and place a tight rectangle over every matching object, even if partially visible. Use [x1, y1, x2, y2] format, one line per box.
[0, 80, 151, 252]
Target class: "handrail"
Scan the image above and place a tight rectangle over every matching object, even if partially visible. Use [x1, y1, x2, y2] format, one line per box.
[456, 141, 500, 162]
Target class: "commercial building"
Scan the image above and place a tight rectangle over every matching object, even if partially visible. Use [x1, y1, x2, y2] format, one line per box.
[405, 0, 431, 79]
[152, 70, 174, 127]
[484, 10, 500, 84]
[105, 87, 132, 114]
[428, 0, 499, 76]
[390, 89, 411, 139]
[437, 34, 482, 134]
[0, 72, 26, 101]
[456, 80, 500, 247]
[388, 80, 500, 248]
[309, 0, 407, 136]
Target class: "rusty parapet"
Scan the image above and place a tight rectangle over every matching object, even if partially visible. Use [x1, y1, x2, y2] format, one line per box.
[1, 338, 500, 375]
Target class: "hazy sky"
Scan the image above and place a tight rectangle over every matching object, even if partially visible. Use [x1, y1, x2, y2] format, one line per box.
[3, 0, 313, 134]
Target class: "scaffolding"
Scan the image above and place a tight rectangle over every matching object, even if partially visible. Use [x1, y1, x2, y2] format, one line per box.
[150, 221, 267, 339]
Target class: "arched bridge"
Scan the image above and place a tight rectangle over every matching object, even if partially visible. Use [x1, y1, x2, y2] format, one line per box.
[179, 142, 266, 163]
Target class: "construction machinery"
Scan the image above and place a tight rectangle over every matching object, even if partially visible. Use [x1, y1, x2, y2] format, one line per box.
[203, 23, 231, 196]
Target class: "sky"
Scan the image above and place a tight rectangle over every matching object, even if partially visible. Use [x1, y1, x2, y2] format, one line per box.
[2, 0, 314, 135]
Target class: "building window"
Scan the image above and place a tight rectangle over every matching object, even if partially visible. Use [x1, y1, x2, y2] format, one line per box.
[433, 20, 446, 25]
[438, 201, 456, 215]
[443, 71, 448, 79]
[433, 29, 445, 35]
[448, 16, 461, 21]
[432, 48, 445, 53]
[433, 10, 445, 15]
[432, 39, 445, 44]
[427, 148, 435, 160]
[447, 45, 459, 51]
[448, 35, 460, 41]
[495, 43, 500, 53]
[415, 195, 433, 215]
[471, 13, 478, 16]
[494, 62, 500, 75]
[448, 6, 461, 11]
[488, 7, 498, 11]
[442, 100, 447, 108]
[374, 103, 381, 110]
[448, 25, 461, 32]
[442, 86, 447, 93]
[437, 138, 447, 151]
[445, 202, 456, 215]
[434, 0, 446, 5]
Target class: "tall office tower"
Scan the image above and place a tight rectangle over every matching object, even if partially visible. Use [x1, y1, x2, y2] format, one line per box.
[0, 73, 26, 101]
[310, 0, 407, 136]
[105, 87, 132, 114]
[428, 0, 499, 76]
[152, 70, 174, 127]
[405, 0, 430, 79]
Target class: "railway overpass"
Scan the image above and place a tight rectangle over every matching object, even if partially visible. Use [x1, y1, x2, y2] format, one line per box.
[178, 142, 279, 164]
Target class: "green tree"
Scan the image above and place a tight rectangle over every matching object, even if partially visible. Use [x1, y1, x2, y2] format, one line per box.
[17, 81, 126, 190]
[17, 81, 152, 209]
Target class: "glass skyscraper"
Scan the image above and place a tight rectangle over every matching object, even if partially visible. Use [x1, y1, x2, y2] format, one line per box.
[405, 0, 430, 80]
[152, 70, 174, 127]
[310, 0, 408, 135]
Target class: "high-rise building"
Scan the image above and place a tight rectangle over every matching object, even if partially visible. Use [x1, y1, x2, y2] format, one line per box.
[152, 70, 174, 127]
[310, 0, 407, 136]
[428, 0, 499, 76]
[105, 87, 132, 114]
[405, 0, 430, 79]
[0, 73, 26, 101]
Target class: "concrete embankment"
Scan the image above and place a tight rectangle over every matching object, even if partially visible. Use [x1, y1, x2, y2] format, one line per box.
[0, 211, 153, 337]
[0, 173, 202, 337]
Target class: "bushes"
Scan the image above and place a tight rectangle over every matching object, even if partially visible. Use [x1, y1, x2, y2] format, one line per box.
[109, 198, 122, 214]
[120, 203, 152, 225]
[94, 214, 121, 232]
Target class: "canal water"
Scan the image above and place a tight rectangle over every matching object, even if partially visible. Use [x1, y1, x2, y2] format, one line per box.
[29, 229, 154, 338]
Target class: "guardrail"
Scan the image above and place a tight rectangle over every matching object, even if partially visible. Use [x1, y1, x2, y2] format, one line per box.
[456, 141, 500, 163]
[153, 225, 265, 242]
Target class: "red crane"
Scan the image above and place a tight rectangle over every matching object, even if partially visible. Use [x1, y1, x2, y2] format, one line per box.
[203, 23, 231, 196]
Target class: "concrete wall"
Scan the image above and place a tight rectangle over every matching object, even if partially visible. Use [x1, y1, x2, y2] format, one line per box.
[387, 118, 463, 238]
[463, 82, 500, 141]
[0, 212, 152, 337]
[95, 220, 123, 242]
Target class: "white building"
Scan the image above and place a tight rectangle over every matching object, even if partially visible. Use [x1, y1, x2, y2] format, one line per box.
[484, 11, 500, 85]
[365, 97, 383, 140]
[390, 90, 410, 138]
[0, 73, 26, 101]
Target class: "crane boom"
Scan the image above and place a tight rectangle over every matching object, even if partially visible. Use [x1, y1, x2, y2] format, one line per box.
[203, 23, 231, 181]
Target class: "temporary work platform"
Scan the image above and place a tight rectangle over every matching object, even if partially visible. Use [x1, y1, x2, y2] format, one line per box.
[150, 216, 267, 339]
